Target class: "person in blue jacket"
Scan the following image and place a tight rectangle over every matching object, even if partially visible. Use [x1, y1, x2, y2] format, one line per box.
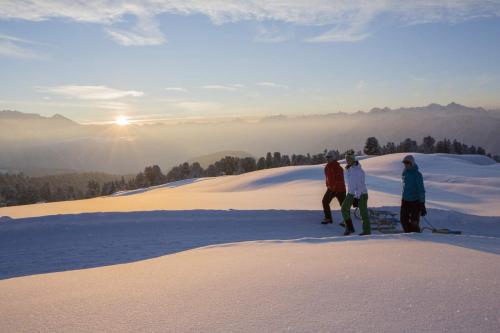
[401, 155, 426, 233]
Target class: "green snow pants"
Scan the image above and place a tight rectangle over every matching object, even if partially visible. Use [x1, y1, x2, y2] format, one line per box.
[341, 193, 371, 233]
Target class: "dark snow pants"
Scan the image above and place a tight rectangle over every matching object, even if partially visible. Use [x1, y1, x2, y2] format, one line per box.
[322, 190, 346, 220]
[400, 200, 422, 233]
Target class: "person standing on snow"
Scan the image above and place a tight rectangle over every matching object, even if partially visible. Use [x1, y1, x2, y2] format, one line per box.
[341, 150, 371, 236]
[321, 150, 346, 226]
[401, 155, 426, 233]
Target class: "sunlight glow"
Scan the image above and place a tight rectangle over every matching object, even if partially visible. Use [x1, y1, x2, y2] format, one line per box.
[115, 116, 130, 126]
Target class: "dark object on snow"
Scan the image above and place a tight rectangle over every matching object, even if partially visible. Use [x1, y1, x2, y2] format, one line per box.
[358, 232, 371, 236]
[321, 218, 333, 224]
[421, 216, 462, 235]
[355, 208, 400, 233]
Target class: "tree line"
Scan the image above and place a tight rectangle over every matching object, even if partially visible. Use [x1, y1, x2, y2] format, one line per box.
[0, 151, 330, 207]
[1, 136, 498, 207]
[363, 135, 497, 158]
[0, 172, 130, 207]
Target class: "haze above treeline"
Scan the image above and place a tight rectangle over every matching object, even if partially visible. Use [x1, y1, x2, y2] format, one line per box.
[1, 102, 499, 175]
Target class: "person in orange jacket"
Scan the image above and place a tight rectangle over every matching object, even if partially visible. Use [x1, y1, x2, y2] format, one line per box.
[321, 150, 347, 225]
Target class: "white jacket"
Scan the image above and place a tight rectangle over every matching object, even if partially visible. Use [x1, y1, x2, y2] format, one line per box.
[346, 162, 368, 198]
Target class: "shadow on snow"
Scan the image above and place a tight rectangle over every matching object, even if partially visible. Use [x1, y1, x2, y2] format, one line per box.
[0, 209, 498, 280]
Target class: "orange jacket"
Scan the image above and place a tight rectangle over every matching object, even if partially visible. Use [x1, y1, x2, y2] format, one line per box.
[324, 161, 346, 192]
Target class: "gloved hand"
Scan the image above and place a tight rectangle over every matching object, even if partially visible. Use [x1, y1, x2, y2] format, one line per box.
[352, 198, 359, 208]
[420, 202, 427, 216]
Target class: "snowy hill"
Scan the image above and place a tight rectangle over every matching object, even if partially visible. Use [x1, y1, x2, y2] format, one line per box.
[0, 153, 499, 332]
[2, 153, 499, 218]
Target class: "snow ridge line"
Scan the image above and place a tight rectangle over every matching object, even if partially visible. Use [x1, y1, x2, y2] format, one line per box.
[198, 232, 500, 251]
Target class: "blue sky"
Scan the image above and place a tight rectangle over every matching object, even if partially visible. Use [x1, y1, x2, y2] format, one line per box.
[1, 1, 500, 123]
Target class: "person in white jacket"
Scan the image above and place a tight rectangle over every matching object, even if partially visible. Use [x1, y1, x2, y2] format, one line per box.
[341, 150, 371, 236]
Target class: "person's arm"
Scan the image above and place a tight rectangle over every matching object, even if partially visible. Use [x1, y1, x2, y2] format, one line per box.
[356, 168, 366, 198]
[417, 171, 427, 216]
[353, 168, 363, 198]
[417, 172, 425, 203]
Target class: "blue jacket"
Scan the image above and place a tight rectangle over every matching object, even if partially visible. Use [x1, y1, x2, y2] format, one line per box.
[402, 164, 425, 203]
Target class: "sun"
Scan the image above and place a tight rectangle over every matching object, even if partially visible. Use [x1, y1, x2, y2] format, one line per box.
[115, 116, 130, 126]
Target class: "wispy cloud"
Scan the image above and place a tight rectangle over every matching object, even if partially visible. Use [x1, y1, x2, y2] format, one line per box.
[105, 14, 165, 46]
[1, 1, 499, 45]
[38, 85, 144, 100]
[356, 80, 366, 91]
[306, 25, 370, 43]
[254, 24, 294, 43]
[175, 101, 222, 112]
[257, 81, 288, 89]
[165, 87, 188, 93]
[0, 34, 45, 59]
[94, 101, 130, 110]
[203, 84, 244, 91]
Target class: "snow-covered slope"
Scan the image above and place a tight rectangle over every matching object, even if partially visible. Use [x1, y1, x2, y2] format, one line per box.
[1, 153, 499, 218]
[1, 235, 499, 333]
[1, 153, 499, 332]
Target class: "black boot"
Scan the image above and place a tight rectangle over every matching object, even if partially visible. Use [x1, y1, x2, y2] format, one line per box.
[358, 231, 371, 236]
[321, 218, 333, 224]
[343, 219, 355, 236]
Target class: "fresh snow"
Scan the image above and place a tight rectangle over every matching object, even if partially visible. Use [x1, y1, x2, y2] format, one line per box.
[0, 153, 499, 332]
[1, 153, 499, 218]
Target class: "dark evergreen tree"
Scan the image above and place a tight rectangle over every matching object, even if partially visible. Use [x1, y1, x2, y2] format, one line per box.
[421, 136, 436, 153]
[452, 139, 463, 154]
[383, 142, 396, 154]
[281, 155, 291, 166]
[265, 152, 273, 168]
[239, 157, 257, 173]
[272, 152, 282, 167]
[400, 138, 418, 152]
[144, 165, 164, 185]
[364, 137, 381, 155]
[256, 157, 266, 170]
[86, 180, 100, 197]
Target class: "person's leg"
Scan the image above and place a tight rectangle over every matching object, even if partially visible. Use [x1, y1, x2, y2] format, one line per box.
[335, 191, 346, 207]
[341, 194, 355, 234]
[408, 201, 421, 232]
[335, 192, 347, 227]
[322, 189, 334, 220]
[400, 200, 411, 233]
[341, 193, 354, 222]
[358, 193, 371, 234]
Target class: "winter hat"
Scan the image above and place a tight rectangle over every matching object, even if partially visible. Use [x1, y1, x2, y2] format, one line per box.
[345, 150, 356, 163]
[326, 150, 339, 160]
[402, 155, 415, 165]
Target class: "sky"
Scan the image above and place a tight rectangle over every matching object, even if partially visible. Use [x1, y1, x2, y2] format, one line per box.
[1, 0, 500, 123]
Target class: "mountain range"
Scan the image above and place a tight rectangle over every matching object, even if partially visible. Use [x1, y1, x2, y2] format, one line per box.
[1, 103, 498, 175]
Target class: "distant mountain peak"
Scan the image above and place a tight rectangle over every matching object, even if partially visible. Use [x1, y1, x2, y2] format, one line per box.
[0, 110, 44, 119]
[51, 113, 77, 124]
[365, 103, 487, 115]
[0, 110, 78, 124]
[369, 107, 391, 113]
